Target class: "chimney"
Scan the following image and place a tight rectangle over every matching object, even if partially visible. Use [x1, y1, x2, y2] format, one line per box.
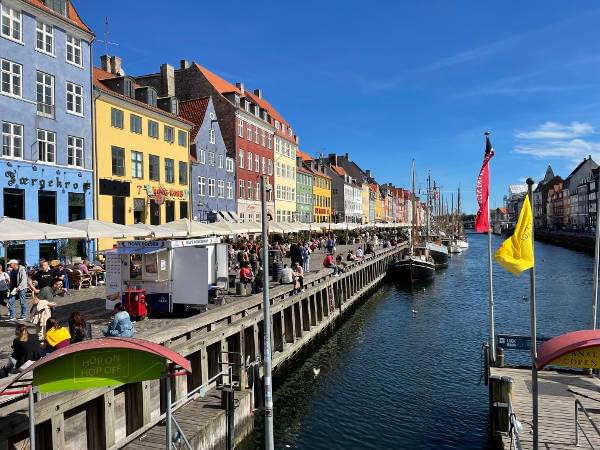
[110, 56, 123, 75]
[180, 59, 190, 70]
[366, 169, 371, 178]
[100, 55, 110, 72]
[344, 152, 349, 160]
[160, 63, 175, 97]
[328, 153, 337, 166]
[235, 82, 245, 94]
[253, 88, 262, 98]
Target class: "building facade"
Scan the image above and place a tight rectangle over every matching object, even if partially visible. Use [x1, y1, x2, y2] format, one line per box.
[0, 0, 94, 264]
[179, 96, 236, 221]
[93, 59, 192, 250]
[295, 161, 313, 223]
[301, 154, 331, 223]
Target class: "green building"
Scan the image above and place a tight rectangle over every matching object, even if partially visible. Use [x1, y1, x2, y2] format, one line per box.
[296, 161, 314, 223]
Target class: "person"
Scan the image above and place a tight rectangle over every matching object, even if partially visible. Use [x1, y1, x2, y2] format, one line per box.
[29, 260, 55, 298]
[323, 253, 339, 276]
[103, 303, 135, 337]
[292, 262, 305, 293]
[253, 267, 264, 294]
[249, 249, 259, 274]
[239, 263, 254, 295]
[30, 297, 56, 340]
[6, 259, 28, 322]
[346, 250, 356, 261]
[356, 247, 364, 259]
[78, 259, 90, 275]
[301, 243, 311, 273]
[52, 263, 69, 294]
[0, 324, 43, 378]
[44, 317, 71, 352]
[326, 236, 335, 254]
[68, 311, 87, 343]
[279, 264, 294, 285]
[0, 264, 9, 309]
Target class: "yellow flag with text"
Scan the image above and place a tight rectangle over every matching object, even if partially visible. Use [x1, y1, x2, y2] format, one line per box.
[494, 195, 534, 276]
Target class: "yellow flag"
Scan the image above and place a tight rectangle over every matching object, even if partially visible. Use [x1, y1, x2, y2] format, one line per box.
[494, 194, 534, 276]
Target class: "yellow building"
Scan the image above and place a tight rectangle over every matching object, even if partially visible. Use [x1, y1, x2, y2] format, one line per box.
[297, 151, 331, 223]
[370, 183, 384, 222]
[93, 62, 193, 249]
[361, 183, 370, 224]
[274, 133, 298, 222]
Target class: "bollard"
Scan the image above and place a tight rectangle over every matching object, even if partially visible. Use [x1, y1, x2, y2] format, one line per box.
[496, 347, 505, 368]
[221, 387, 235, 450]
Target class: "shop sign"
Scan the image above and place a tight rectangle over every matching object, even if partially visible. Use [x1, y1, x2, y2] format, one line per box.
[5, 170, 89, 191]
[119, 240, 165, 249]
[549, 347, 600, 369]
[136, 184, 189, 203]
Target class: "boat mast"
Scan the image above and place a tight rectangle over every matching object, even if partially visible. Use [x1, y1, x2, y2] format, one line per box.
[426, 172, 431, 241]
[411, 160, 416, 255]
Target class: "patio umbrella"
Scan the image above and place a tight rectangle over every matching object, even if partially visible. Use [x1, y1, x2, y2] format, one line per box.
[0, 217, 87, 241]
[163, 219, 223, 237]
[63, 219, 147, 239]
[131, 223, 188, 239]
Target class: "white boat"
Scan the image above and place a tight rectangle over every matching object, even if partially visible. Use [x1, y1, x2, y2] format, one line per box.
[456, 239, 469, 249]
[449, 242, 462, 254]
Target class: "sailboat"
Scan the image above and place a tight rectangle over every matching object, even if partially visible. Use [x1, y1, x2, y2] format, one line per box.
[388, 161, 435, 282]
[455, 187, 469, 249]
[421, 173, 449, 268]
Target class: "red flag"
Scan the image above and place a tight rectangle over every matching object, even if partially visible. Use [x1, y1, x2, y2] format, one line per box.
[475, 133, 495, 232]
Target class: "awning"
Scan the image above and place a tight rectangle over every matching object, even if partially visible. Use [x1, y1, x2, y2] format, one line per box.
[113, 246, 166, 255]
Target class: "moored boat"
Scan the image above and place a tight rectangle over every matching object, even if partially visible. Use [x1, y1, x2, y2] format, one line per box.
[388, 249, 435, 282]
[456, 239, 469, 249]
[425, 242, 449, 268]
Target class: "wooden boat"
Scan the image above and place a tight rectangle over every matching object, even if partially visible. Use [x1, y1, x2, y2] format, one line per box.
[424, 242, 448, 268]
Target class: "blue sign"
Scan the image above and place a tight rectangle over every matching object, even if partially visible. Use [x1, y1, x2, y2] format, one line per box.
[496, 334, 549, 351]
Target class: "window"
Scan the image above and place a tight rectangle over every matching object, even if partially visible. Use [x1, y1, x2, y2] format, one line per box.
[276, 162, 281, 177]
[227, 181, 233, 199]
[178, 130, 187, 147]
[149, 155, 160, 181]
[199, 149, 205, 164]
[180, 201, 188, 219]
[148, 120, 159, 138]
[208, 152, 215, 166]
[262, 156, 266, 174]
[208, 178, 216, 197]
[130, 114, 142, 134]
[248, 152, 253, 171]
[36, 22, 53, 55]
[268, 160, 273, 175]
[1, 59, 21, 97]
[254, 126, 259, 144]
[179, 161, 188, 185]
[36, 71, 54, 117]
[226, 157, 234, 172]
[37, 129, 55, 163]
[218, 180, 224, 198]
[268, 133, 272, 149]
[218, 154, 224, 169]
[66, 82, 83, 115]
[165, 200, 175, 223]
[261, 130, 266, 146]
[248, 182, 253, 200]
[165, 158, 174, 183]
[256, 182, 260, 201]
[246, 124, 252, 140]
[164, 126, 174, 143]
[111, 146, 125, 176]
[66, 35, 82, 66]
[67, 136, 83, 167]
[239, 180, 244, 198]
[198, 176, 205, 196]
[1, 5, 21, 42]
[238, 119, 244, 137]
[2, 122, 22, 158]
[239, 149, 244, 168]
[255, 154, 260, 173]
[131, 151, 143, 178]
[209, 128, 215, 144]
[111, 108, 124, 128]
[276, 185, 281, 200]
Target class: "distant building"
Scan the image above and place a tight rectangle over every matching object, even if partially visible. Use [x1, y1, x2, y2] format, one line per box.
[533, 166, 563, 228]
[563, 155, 598, 228]
[295, 159, 313, 223]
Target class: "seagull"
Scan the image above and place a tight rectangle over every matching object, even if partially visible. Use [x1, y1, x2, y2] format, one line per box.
[522, 296, 527, 301]
[412, 309, 418, 314]
[422, 287, 426, 292]
[313, 367, 321, 377]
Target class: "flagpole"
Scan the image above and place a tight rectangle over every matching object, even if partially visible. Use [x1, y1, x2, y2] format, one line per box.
[592, 186, 600, 330]
[527, 177, 539, 450]
[485, 131, 496, 365]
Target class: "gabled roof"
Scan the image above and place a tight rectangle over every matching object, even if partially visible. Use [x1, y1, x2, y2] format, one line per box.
[179, 97, 210, 141]
[93, 67, 193, 127]
[26, 0, 92, 34]
[296, 150, 312, 162]
[296, 165, 312, 176]
[331, 166, 347, 178]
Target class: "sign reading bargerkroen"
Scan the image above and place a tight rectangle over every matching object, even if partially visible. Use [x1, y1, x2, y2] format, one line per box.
[33, 348, 165, 392]
[550, 347, 600, 369]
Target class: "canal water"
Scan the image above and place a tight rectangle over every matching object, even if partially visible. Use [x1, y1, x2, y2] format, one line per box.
[241, 233, 594, 449]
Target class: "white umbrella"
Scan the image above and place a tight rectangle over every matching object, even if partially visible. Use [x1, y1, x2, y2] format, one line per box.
[63, 219, 146, 239]
[163, 219, 221, 237]
[131, 223, 187, 238]
[0, 217, 87, 241]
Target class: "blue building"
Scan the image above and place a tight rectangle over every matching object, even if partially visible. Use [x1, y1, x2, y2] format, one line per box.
[0, 0, 94, 264]
[179, 97, 236, 222]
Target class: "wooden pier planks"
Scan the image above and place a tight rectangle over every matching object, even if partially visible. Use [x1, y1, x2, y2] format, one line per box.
[492, 367, 600, 449]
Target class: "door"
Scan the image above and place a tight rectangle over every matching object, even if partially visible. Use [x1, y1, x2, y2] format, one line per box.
[112, 196, 125, 225]
[150, 199, 160, 225]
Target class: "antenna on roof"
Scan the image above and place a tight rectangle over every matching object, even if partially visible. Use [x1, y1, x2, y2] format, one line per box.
[96, 17, 119, 56]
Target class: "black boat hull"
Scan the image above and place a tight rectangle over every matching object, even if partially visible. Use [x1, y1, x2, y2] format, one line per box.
[428, 249, 448, 269]
[388, 258, 435, 282]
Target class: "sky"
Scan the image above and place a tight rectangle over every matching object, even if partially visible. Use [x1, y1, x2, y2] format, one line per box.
[75, 0, 600, 213]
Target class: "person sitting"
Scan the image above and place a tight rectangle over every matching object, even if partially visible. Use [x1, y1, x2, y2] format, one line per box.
[292, 262, 305, 293]
[0, 324, 43, 377]
[52, 263, 68, 295]
[323, 254, 339, 276]
[253, 267, 264, 294]
[103, 303, 135, 338]
[30, 297, 57, 340]
[279, 264, 295, 285]
[239, 263, 254, 295]
[44, 317, 71, 352]
[346, 250, 356, 261]
[68, 311, 87, 343]
[78, 259, 90, 275]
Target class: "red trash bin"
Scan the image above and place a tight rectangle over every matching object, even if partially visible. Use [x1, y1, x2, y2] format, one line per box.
[122, 289, 148, 320]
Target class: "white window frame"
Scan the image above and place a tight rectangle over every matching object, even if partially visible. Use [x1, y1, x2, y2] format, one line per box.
[255, 154, 260, 173]
[2, 121, 23, 159]
[226, 157, 234, 173]
[268, 133, 272, 149]
[246, 124, 252, 140]
[66, 81, 83, 116]
[37, 129, 56, 164]
[239, 149, 244, 168]
[66, 35, 82, 67]
[256, 182, 260, 201]
[261, 129, 265, 146]
[164, 125, 174, 143]
[238, 119, 244, 137]
[36, 71, 54, 117]
[227, 181, 233, 199]
[247, 181, 253, 200]
[199, 149, 206, 164]
[1, 58, 21, 98]
[217, 180, 225, 198]
[36, 21, 54, 56]
[208, 178, 216, 197]
[198, 176, 205, 196]
[268, 159, 273, 176]
[262, 156, 266, 174]
[1, 5, 22, 43]
[209, 128, 216, 144]
[208, 152, 215, 166]
[239, 179, 245, 198]
[254, 126, 259, 144]
[67, 136, 84, 167]
[218, 154, 224, 169]
[247, 151, 252, 171]
[131, 150, 143, 178]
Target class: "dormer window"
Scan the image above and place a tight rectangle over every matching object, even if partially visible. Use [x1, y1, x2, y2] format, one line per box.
[255, 105, 260, 116]
[275, 120, 280, 130]
[245, 100, 251, 112]
[43, 0, 67, 16]
[262, 111, 268, 121]
[123, 78, 134, 98]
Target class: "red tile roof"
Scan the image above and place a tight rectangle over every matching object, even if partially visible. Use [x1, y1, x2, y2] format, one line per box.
[296, 165, 312, 176]
[331, 166, 347, 177]
[296, 149, 313, 162]
[25, 0, 92, 34]
[179, 97, 210, 141]
[93, 67, 193, 127]
[194, 63, 241, 96]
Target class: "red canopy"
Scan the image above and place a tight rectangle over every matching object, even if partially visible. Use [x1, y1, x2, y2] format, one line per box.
[535, 329, 600, 370]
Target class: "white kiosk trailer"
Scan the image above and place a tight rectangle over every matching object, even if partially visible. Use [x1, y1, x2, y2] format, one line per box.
[105, 238, 228, 315]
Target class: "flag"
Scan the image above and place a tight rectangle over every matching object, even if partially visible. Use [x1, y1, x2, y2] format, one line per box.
[475, 133, 495, 232]
[494, 194, 534, 276]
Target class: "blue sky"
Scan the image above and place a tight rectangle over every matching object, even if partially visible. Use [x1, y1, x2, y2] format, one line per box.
[76, 1, 600, 213]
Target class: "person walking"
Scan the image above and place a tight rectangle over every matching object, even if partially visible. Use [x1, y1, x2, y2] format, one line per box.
[0, 264, 9, 311]
[6, 260, 28, 322]
[301, 243, 311, 273]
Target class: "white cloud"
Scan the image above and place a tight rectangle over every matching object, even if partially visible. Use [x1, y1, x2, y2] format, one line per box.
[515, 122, 594, 140]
